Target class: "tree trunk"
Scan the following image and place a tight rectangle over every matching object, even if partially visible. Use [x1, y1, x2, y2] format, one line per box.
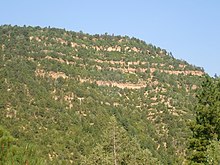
[113, 126, 117, 165]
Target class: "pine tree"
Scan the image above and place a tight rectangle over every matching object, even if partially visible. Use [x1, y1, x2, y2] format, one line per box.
[0, 126, 45, 165]
[207, 140, 220, 164]
[0, 126, 15, 163]
[188, 76, 220, 164]
[82, 116, 159, 164]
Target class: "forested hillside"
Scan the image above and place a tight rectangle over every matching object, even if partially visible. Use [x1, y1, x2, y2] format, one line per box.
[0, 25, 206, 164]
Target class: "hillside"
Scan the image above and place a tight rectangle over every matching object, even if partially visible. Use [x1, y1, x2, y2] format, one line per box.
[0, 25, 205, 164]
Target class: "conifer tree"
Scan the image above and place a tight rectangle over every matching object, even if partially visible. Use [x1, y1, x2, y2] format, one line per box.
[206, 140, 220, 164]
[82, 116, 159, 164]
[188, 76, 220, 164]
[0, 126, 45, 165]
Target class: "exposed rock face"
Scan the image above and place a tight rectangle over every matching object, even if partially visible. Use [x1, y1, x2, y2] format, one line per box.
[35, 69, 68, 79]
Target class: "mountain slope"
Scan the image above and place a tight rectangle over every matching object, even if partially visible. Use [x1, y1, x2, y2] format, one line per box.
[0, 25, 205, 164]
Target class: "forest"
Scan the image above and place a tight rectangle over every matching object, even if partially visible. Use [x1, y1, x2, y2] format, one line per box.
[0, 25, 219, 164]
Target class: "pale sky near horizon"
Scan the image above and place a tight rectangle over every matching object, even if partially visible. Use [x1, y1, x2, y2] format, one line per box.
[1, 0, 220, 76]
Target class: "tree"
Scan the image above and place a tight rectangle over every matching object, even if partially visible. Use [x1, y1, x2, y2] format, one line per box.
[0, 125, 45, 165]
[0, 126, 15, 163]
[188, 76, 220, 164]
[207, 140, 220, 164]
[82, 116, 159, 165]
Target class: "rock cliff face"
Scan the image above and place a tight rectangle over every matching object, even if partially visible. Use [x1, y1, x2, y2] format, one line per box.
[0, 25, 205, 164]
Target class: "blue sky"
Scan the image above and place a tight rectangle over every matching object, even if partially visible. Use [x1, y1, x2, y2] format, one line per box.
[1, 0, 220, 76]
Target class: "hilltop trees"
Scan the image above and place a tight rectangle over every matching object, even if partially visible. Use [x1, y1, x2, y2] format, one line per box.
[188, 76, 220, 164]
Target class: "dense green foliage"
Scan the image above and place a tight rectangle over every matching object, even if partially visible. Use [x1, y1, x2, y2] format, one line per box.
[81, 116, 159, 164]
[188, 77, 220, 164]
[0, 125, 44, 164]
[0, 25, 206, 164]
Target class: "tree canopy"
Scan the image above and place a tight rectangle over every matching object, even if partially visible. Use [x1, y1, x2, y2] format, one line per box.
[188, 76, 220, 164]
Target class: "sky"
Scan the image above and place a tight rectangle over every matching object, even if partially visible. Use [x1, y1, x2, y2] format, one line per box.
[0, 0, 220, 76]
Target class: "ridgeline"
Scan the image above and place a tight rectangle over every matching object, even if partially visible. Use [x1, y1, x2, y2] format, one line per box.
[0, 25, 206, 164]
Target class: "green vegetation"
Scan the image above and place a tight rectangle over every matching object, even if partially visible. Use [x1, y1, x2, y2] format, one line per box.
[0, 25, 209, 164]
[0, 125, 44, 164]
[82, 116, 159, 164]
[188, 76, 220, 164]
